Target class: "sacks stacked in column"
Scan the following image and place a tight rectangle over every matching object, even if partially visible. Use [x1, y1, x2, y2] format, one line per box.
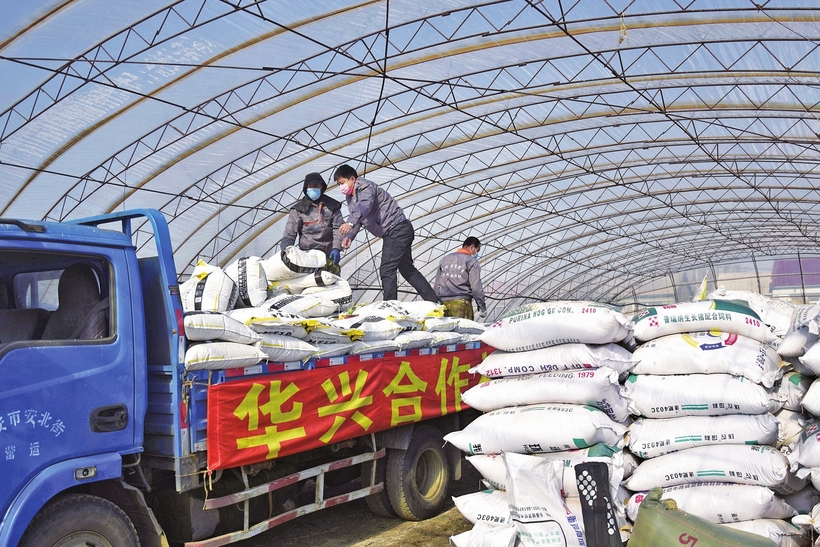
[445, 301, 636, 545]
[625, 299, 813, 546]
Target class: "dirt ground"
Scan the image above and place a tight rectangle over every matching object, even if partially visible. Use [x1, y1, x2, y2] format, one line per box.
[234, 459, 484, 547]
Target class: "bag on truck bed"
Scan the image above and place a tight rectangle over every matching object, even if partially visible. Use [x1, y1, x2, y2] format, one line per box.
[261, 246, 327, 281]
[628, 487, 778, 547]
[183, 311, 261, 344]
[224, 256, 268, 308]
[184, 341, 267, 371]
[180, 260, 238, 313]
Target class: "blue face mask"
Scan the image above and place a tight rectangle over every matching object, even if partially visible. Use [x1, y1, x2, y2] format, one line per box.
[306, 188, 322, 201]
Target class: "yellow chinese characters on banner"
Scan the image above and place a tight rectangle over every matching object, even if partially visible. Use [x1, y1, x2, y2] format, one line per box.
[207, 347, 489, 470]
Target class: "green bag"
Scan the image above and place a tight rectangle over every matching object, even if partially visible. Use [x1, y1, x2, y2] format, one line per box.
[628, 487, 777, 547]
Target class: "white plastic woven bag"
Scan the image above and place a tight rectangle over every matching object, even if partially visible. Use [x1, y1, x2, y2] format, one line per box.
[180, 260, 238, 313]
[471, 343, 635, 378]
[625, 482, 796, 524]
[183, 311, 261, 344]
[631, 331, 783, 387]
[184, 341, 266, 371]
[258, 333, 317, 363]
[227, 307, 309, 339]
[261, 246, 327, 281]
[626, 414, 779, 459]
[480, 301, 632, 352]
[622, 372, 782, 418]
[625, 444, 791, 492]
[706, 287, 796, 337]
[224, 256, 268, 308]
[463, 367, 630, 422]
[504, 452, 584, 547]
[443, 403, 626, 455]
[632, 300, 777, 344]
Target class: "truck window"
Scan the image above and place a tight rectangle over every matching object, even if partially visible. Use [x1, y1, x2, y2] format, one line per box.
[14, 270, 61, 311]
[0, 251, 112, 343]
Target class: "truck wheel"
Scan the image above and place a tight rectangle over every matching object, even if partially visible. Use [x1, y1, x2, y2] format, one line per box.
[361, 457, 397, 517]
[386, 425, 451, 521]
[18, 493, 140, 547]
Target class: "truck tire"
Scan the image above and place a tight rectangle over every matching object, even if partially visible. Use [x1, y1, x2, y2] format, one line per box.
[361, 457, 397, 517]
[386, 425, 451, 521]
[18, 493, 141, 547]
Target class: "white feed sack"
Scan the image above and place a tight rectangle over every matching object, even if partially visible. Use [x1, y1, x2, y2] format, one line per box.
[631, 331, 784, 388]
[779, 305, 820, 357]
[264, 293, 338, 318]
[423, 316, 461, 332]
[443, 403, 626, 455]
[799, 343, 820, 376]
[721, 518, 810, 547]
[304, 318, 351, 344]
[624, 444, 794, 493]
[706, 287, 796, 337]
[624, 482, 797, 524]
[450, 522, 517, 547]
[351, 338, 401, 355]
[777, 372, 812, 412]
[258, 333, 317, 363]
[261, 246, 327, 282]
[776, 408, 811, 448]
[622, 372, 783, 418]
[331, 315, 404, 341]
[504, 453, 585, 547]
[471, 343, 635, 378]
[269, 270, 339, 294]
[392, 330, 437, 350]
[453, 489, 511, 527]
[626, 414, 780, 459]
[462, 368, 630, 423]
[480, 301, 632, 352]
[781, 486, 820, 515]
[787, 422, 820, 472]
[800, 379, 820, 416]
[468, 445, 624, 500]
[631, 300, 778, 344]
[452, 317, 486, 334]
[301, 276, 352, 309]
[183, 311, 261, 344]
[224, 256, 268, 308]
[345, 300, 426, 331]
[227, 307, 309, 339]
[311, 342, 355, 359]
[180, 260, 238, 313]
[184, 341, 267, 371]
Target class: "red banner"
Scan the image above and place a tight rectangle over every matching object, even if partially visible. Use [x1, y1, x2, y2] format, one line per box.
[207, 346, 491, 470]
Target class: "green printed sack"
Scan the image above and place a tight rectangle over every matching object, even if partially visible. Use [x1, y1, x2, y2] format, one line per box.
[628, 487, 777, 547]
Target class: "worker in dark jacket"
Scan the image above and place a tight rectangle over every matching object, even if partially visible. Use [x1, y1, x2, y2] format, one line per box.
[280, 172, 344, 275]
[434, 236, 487, 321]
[335, 164, 438, 302]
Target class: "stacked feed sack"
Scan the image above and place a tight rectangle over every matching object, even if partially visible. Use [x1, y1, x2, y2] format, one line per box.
[626, 299, 812, 546]
[444, 301, 635, 545]
[450, 453, 588, 547]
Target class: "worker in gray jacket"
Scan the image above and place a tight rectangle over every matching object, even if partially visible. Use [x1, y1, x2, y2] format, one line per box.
[334, 164, 438, 302]
[280, 172, 344, 274]
[434, 236, 487, 321]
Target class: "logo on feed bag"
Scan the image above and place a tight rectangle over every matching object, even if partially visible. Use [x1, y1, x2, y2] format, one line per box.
[681, 332, 738, 351]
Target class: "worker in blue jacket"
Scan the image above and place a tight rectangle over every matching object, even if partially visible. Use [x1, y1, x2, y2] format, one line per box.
[334, 164, 437, 302]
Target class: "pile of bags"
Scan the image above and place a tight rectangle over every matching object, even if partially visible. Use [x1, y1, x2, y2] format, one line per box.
[178, 248, 486, 371]
[448, 293, 820, 547]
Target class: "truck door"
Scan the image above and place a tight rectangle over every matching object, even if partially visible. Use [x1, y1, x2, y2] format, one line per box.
[0, 247, 138, 520]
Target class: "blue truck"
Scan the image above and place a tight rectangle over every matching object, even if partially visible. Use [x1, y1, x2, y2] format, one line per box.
[0, 209, 487, 547]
